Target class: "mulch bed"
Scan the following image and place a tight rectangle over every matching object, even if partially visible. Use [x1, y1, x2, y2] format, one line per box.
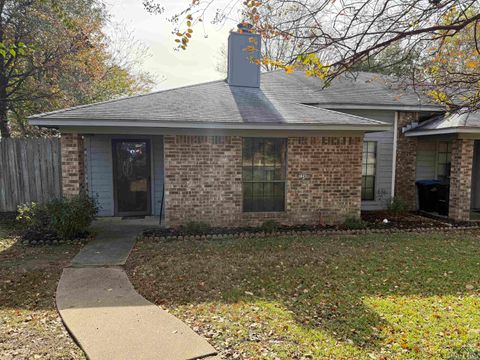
[143, 211, 480, 241]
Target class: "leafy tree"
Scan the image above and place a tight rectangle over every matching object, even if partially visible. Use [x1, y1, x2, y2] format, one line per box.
[420, 9, 480, 110]
[149, 0, 480, 111]
[352, 44, 423, 78]
[0, 0, 154, 138]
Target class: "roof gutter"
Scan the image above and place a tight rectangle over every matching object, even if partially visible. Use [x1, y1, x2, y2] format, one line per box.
[314, 104, 445, 112]
[405, 127, 480, 137]
[29, 118, 391, 132]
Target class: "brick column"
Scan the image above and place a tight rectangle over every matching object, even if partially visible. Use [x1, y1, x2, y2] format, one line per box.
[60, 133, 85, 197]
[395, 112, 419, 210]
[449, 138, 474, 221]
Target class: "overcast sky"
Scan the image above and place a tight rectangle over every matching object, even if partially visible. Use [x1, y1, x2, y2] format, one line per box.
[105, 0, 240, 91]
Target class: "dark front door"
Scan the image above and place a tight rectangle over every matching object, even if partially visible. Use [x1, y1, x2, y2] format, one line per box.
[112, 139, 151, 216]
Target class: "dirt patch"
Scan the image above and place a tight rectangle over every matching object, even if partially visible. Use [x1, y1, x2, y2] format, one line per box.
[361, 211, 451, 229]
[0, 225, 85, 359]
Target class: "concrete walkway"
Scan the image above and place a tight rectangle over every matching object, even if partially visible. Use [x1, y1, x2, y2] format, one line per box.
[70, 219, 143, 267]
[57, 219, 217, 360]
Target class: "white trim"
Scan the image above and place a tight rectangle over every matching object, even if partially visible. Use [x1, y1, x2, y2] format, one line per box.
[406, 127, 480, 137]
[29, 118, 390, 132]
[391, 112, 398, 199]
[321, 104, 445, 112]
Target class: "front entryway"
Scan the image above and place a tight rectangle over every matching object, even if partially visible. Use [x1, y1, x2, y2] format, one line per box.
[112, 139, 151, 216]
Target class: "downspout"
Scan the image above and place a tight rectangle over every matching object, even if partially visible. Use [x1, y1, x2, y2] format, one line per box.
[391, 112, 399, 200]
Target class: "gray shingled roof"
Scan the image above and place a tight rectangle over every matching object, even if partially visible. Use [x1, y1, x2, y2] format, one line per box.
[265, 71, 443, 110]
[406, 110, 480, 136]
[30, 71, 440, 130]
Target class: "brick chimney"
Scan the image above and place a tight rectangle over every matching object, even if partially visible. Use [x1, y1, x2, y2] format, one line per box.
[227, 23, 261, 88]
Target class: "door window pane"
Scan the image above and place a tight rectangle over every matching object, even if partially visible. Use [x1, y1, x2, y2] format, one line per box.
[113, 140, 150, 214]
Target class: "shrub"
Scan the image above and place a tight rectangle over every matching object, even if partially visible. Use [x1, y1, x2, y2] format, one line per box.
[180, 221, 211, 235]
[46, 194, 98, 239]
[260, 220, 280, 233]
[343, 217, 367, 230]
[387, 196, 409, 214]
[17, 202, 56, 241]
[17, 193, 98, 240]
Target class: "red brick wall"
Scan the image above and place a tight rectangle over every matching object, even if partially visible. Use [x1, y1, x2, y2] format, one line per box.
[164, 135, 363, 227]
[164, 135, 243, 226]
[286, 136, 362, 224]
[449, 138, 474, 221]
[395, 112, 418, 209]
[60, 133, 85, 197]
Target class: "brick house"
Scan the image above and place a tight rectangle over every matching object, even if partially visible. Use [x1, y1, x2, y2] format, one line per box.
[30, 25, 478, 226]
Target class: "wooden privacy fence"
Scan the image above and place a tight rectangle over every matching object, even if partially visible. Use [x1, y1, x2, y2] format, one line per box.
[0, 138, 62, 212]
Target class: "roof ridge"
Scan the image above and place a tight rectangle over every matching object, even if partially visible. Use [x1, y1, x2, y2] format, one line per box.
[29, 78, 228, 119]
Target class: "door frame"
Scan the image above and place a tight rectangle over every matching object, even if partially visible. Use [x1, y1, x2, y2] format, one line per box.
[112, 138, 152, 217]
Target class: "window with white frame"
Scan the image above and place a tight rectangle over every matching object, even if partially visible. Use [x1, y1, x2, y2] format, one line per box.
[436, 141, 452, 183]
[362, 141, 377, 201]
[242, 138, 287, 212]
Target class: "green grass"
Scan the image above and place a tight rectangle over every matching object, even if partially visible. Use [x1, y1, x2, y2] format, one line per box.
[127, 232, 480, 359]
[0, 220, 85, 359]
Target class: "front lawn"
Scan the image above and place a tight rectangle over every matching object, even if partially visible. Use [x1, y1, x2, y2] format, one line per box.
[127, 232, 480, 359]
[0, 218, 85, 359]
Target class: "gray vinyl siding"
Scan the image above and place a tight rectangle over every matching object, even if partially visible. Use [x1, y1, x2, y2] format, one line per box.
[85, 135, 114, 216]
[336, 109, 395, 210]
[85, 134, 164, 217]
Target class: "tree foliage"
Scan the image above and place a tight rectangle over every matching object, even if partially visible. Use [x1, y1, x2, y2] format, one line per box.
[0, 0, 154, 138]
[151, 0, 480, 111]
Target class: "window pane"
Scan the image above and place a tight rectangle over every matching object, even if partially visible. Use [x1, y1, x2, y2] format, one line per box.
[253, 183, 263, 197]
[253, 168, 265, 181]
[243, 167, 252, 181]
[438, 142, 447, 152]
[265, 167, 275, 181]
[253, 139, 264, 166]
[243, 183, 253, 198]
[364, 175, 374, 189]
[264, 140, 275, 166]
[438, 153, 447, 164]
[242, 138, 286, 212]
[363, 187, 374, 201]
[243, 138, 253, 165]
[243, 182, 253, 212]
[361, 141, 377, 201]
[436, 141, 452, 182]
[274, 166, 286, 180]
[264, 182, 273, 197]
[366, 164, 375, 176]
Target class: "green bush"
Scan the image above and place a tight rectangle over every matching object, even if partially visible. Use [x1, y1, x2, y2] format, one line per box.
[387, 196, 408, 214]
[260, 220, 280, 233]
[17, 201, 52, 233]
[180, 221, 211, 235]
[17, 193, 98, 240]
[343, 217, 367, 230]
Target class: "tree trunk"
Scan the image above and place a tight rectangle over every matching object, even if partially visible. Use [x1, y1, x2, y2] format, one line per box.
[0, 2, 8, 139]
[0, 98, 9, 138]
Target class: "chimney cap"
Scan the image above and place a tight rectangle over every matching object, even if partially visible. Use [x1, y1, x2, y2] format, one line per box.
[237, 22, 254, 32]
